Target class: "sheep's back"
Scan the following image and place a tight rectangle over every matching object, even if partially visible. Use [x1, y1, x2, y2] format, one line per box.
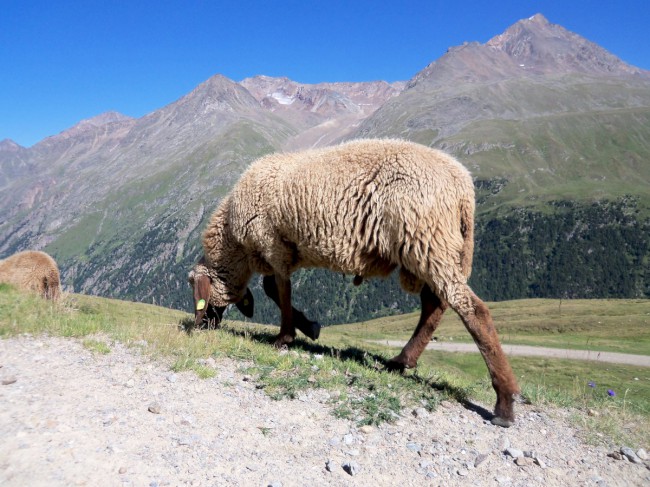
[231, 139, 474, 276]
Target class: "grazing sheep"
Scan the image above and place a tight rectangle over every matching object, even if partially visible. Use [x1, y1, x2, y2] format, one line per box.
[191, 138, 519, 426]
[0, 250, 61, 300]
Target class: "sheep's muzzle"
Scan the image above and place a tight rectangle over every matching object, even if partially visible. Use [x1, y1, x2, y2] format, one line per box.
[195, 303, 226, 329]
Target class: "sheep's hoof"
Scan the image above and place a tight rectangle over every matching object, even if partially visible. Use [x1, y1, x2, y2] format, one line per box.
[386, 359, 411, 373]
[490, 416, 514, 428]
[304, 322, 321, 341]
[273, 335, 294, 349]
[386, 353, 418, 372]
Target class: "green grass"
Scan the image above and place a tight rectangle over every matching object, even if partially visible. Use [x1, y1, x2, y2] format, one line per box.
[1, 283, 648, 447]
[82, 338, 112, 354]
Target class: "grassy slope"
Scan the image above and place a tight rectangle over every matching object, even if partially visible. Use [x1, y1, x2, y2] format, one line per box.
[450, 108, 650, 212]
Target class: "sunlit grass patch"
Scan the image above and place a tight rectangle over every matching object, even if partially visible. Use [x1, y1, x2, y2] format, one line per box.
[82, 338, 111, 354]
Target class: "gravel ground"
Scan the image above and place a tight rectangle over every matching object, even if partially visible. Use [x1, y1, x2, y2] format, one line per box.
[1, 335, 649, 487]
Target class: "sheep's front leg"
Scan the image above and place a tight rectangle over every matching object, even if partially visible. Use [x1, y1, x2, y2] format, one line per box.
[273, 274, 296, 348]
[263, 275, 320, 340]
[387, 285, 447, 371]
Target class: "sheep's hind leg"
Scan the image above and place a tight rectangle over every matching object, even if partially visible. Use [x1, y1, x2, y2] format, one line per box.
[263, 275, 320, 340]
[446, 285, 519, 427]
[387, 285, 447, 371]
[273, 274, 296, 348]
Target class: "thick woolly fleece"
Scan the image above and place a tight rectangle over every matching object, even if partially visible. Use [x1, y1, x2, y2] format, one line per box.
[202, 138, 474, 308]
[0, 250, 61, 300]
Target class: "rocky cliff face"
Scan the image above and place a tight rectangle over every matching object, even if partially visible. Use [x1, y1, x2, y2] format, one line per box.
[240, 76, 404, 148]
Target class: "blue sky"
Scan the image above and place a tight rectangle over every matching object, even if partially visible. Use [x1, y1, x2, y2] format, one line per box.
[2, 0, 649, 147]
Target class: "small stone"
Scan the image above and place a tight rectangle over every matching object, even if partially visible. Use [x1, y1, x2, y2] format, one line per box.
[637, 449, 648, 461]
[457, 468, 469, 476]
[325, 459, 335, 472]
[125, 379, 135, 388]
[505, 448, 523, 458]
[587, 409, 599, 417]
[180, 415, 194, 426]
[148, 403, 161, 414]
[406, 442, 423, 453]
[474, 453, 488, 468]
[534, 457, 547, 469]
[621, 447, 642, 464]
[359, 425, 374, 434]
[328, 437, 340, 446]
[118, 467, 127, 474]
[515, 457, 534, 467]
[499, 437, 511, 450]
[1, 377, 17, 385]
[267, 482, 282, 487]
[496, 476, 511, 484]
[524, 450, 536, 458]
[342, 461, 361, 476]
[102, 414, 117, 425]
[343, 434, 355, 445]
[413, 407, 429, 418]
[608, 451, 623, 460]
[166, 373, 177, 383]
[345, 449, 360, 457]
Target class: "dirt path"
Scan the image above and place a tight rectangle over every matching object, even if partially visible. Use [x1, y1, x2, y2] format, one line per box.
[1, 336, 649, 486]
[370, 340, 650, 367]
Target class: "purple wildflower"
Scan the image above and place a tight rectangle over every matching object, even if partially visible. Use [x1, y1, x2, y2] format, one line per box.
[588, 381, 596, 388]
[607, 389, 616, 397]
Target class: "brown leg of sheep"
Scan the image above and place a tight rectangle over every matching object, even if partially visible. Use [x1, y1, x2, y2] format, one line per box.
[273, 274, 296, 348]
[263, 275, 320, 340]
[448, 286, 519, 427]
[387, 285, 447, 371]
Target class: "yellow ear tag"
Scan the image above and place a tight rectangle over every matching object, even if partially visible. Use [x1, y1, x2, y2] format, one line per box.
[243, 299, 249, 306]
[196, 299, 206, 311]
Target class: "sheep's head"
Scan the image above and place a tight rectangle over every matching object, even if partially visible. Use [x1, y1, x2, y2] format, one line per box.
[188, 258, 254, 329]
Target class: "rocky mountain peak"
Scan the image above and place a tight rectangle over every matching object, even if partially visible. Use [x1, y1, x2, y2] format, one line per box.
[0, 139, 24, 152]
[486, 13, 645, 76]
[177, 74, 261, 114]
[408, 13, 648, 88]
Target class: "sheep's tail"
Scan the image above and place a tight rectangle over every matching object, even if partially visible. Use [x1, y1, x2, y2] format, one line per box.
[459, 197, 475, 279]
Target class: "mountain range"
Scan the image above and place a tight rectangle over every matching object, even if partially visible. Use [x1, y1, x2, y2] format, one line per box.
[1, 13, 649, 322]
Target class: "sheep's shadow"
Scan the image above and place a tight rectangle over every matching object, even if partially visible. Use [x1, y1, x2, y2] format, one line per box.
[198, 320, 495, 423]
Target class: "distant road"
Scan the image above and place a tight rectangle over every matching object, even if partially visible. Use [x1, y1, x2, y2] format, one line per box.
[371, 340, 650, 367]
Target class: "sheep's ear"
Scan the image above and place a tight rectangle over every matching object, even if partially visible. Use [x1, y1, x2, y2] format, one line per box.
[235, 287, 254, 318]
[193, 274, 212, 326]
